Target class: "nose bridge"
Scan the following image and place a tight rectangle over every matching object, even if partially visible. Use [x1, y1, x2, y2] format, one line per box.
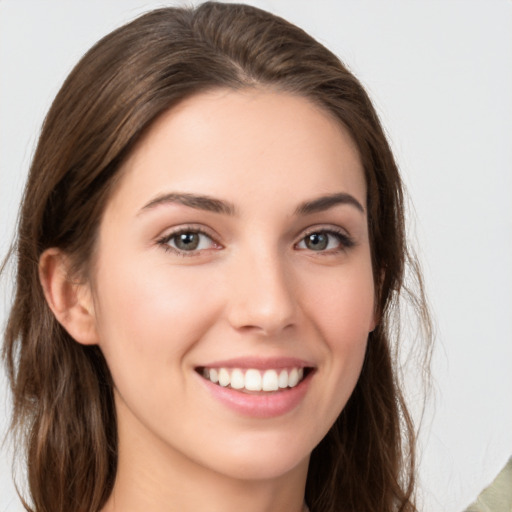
[226, 241, 297, 335]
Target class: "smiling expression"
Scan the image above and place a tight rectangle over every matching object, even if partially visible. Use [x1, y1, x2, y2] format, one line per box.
[88, 88, 376, 483]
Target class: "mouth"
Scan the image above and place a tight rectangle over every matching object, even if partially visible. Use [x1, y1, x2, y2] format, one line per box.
[195, 366, 313, 393]
[195, 359, 315, 418]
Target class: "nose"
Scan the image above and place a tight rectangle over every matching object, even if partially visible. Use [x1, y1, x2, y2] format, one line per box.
[225, 248, 297, 336]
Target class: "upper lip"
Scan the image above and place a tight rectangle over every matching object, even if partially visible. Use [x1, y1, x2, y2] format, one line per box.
[196, 356, 315, 370]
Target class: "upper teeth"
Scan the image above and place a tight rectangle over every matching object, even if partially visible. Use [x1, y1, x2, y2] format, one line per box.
[202, 367, 304, 392]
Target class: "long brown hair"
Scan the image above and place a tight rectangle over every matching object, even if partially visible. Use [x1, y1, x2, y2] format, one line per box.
[2, 3, 432, 511]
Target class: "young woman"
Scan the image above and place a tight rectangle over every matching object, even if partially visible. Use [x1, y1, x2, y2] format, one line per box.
[2, 3, 432, 512]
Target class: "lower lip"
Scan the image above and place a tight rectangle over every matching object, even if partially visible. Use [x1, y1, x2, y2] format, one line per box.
[198, 372, 313, 419]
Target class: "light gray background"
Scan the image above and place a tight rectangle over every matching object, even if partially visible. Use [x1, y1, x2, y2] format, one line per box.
[1, 1, 511, 511]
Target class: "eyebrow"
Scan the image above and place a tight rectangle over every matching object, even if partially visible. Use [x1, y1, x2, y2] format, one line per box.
[139, 192, 236, 216]
[295, 192, 365, 215]
[139, 191, 364, 217]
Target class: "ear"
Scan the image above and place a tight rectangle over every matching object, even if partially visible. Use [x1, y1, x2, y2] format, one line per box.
[368, 304, 379, 333]
[39, 248, 99, 345]
[370, 270, 385, 332]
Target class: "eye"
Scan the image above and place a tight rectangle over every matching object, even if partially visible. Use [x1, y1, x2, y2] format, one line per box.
[158, 228, 219, 255]
[296, 229, 353, 252]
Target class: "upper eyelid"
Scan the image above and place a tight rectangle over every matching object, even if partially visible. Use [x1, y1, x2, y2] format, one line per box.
[296, 224, 351, 240]
[156, 227, 222, 258]
[155, 223, 353, 249]
[294, 225, 355, 251]
[157, 224, 219, 242]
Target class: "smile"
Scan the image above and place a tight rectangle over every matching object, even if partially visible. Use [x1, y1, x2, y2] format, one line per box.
[199, 367, 307, 392]
[195, 360, 315, 418]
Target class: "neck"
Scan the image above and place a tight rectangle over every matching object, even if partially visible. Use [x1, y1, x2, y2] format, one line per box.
[101, 395, 309, 512]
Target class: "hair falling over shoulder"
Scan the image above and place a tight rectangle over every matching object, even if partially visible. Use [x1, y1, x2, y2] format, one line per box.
[2, 3, 433, 512]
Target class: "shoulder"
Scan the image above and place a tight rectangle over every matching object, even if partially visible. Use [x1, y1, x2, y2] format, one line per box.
[463, 457, 512, 512]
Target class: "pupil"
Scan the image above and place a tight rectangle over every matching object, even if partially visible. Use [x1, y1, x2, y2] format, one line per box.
[176, 232, 199, 250]
[306, 233, 328, 250]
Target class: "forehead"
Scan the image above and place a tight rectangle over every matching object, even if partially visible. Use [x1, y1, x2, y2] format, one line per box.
[108, 88, 366, 216]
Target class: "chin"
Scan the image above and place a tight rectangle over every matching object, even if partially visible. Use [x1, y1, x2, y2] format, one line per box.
[211, 453, 309, 482]
[193, 430, 314, 482]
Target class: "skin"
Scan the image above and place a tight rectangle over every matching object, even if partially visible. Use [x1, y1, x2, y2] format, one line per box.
[41, 89, 376, 512]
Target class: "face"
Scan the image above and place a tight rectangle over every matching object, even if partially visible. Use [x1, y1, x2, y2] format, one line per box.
[89, 89, 376, 482]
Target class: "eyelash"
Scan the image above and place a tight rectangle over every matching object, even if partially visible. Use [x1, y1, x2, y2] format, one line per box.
[156, 226, 221, 257]
[295, 227, 355, 254]
[156, 226, 354, 257]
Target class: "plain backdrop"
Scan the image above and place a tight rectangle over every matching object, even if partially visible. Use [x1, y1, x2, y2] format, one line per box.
[1, 1, 511, 511]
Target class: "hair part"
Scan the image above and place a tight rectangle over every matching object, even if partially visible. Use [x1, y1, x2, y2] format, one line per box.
[2, 3, 432, 512]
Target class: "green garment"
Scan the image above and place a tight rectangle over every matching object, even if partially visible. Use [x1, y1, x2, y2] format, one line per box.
[464, 457, 512, 512]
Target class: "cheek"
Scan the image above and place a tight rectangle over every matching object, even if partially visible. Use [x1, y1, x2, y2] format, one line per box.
[301, 257, 374, 410]
[92, 252, 222, 374]
[307, 259, 376, 343]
